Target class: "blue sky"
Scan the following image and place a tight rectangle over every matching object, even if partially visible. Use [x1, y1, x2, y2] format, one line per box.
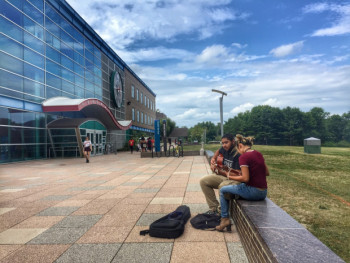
[66, 0, 350, 127]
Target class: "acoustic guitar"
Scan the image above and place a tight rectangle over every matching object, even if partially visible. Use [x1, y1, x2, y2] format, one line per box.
[214, 154, 241, 177]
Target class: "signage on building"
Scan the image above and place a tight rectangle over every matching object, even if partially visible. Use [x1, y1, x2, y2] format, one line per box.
[154, 120, 160, 152]
[110, 71, 123, 108]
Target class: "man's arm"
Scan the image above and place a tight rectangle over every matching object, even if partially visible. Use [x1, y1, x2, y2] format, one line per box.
[210, 149, 220, 171]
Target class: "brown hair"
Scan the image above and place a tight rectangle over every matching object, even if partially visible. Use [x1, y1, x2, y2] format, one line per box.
[235, 134, 254, 147]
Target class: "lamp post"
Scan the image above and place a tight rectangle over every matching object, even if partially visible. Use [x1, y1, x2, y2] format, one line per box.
[212, 89, 227, 137]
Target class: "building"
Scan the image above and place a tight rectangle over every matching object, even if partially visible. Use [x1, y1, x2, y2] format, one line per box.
[169, 128, 189, 143]
[0, 0, 156, 163]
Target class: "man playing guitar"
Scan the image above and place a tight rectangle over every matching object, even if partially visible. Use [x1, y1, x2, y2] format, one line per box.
[200, 134, 241, 215]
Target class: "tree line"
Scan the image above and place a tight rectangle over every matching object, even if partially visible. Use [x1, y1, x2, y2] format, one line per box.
[187, 106, 350, 146]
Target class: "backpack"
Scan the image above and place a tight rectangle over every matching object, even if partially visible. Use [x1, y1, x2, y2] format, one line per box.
[140, 205, 191, 239]
[190, 213, 221, 230]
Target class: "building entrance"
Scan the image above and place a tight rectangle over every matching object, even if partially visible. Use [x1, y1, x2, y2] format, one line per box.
[86, 129, 105, 156]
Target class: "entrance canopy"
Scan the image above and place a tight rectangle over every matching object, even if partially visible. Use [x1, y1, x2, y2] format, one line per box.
[42, 97, 132, 130]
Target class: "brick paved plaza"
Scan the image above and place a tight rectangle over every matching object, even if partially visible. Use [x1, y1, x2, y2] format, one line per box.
[0, 153, 248, 263]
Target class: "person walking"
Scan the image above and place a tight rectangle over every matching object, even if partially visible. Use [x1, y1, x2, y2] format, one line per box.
[128, 137, 135, 154]
[83, 136, 92, 163]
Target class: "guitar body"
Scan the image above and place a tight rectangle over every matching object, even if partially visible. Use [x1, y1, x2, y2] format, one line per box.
[214, 154, 240, 177]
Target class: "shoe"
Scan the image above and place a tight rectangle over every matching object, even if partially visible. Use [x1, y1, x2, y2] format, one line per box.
[86, 159, 88, 163]
[204, 209, 220, 216]
[87, 159, 89, 163]
[215, 217, 232, 232]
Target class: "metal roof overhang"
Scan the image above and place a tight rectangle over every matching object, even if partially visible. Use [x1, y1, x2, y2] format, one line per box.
[42, 97, 132, 130]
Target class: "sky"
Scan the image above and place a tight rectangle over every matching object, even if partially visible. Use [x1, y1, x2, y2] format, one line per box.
[66, 0, 350, 128]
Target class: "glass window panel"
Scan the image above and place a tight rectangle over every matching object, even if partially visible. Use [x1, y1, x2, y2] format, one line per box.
[60, 42, 73, 58]
[94, 66, 101, 78]
[23, 31, 44, 53]
[6, 0, 22, 11]
[85, 90, 94, 99]
[0, 16, 23, 41]
[23, 78, 44, 97]
[75, 86, 84, 97]
[10, 127, 23, 143]
[61, 68, 74, 83]
[60, 29, 74, 49]
[24, 47, 44, 68]
[0, 127, 9, 144]
[73, 62, 84, 77]
[45, 16, 60, 37]
[45, 30, 60, 50]
[0, 34, 23, 58]
[28, 0, 43, 11]
[94, 85, 102, 96]
[46, 86, 61, 98]
[36, 112, 45, 128]
[1, 0, 23, 27]
[74, 42, 84, 56]
[74, 75, 84, 88]
[85, 39, 94, 54]
[46, 72, 62, 89]
[23, 1, 43, 25]
[85, 59, 94, 72]
[0, 51, 24, 75]
[23, 16, 43, 40]
[85, 49, 94, 63]
[23, 128, 35, 143]
[9, 109, 23, 126]
[85, 80, 94, 92]
[94, 75, 101, 86]
[62, 79, 74, 93]
[23, 93, 43, 103]
[23, 63, 44, 83]
[61, 55, 73, 69]
[22, 111, 36, 127]
[85, 69, 94, 83]
[46, 60, 61, 76]
[0, 107, 10, 125]
[94, 55, 101, 68]
[73, 51, 84, 66]
[46, 45, 60, 63]
[0, 86, 23, 99]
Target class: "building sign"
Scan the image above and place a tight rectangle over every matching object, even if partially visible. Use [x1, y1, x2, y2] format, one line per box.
[154, 120, 160, 152]
[110, 71, 123, 108]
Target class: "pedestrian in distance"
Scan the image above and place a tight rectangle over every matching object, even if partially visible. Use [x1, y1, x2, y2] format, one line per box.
[83, 136, 92, 163]
[129, 137, 135, 154]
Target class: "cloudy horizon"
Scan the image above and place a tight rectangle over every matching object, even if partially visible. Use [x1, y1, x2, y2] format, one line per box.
[66, 0, 350, 127]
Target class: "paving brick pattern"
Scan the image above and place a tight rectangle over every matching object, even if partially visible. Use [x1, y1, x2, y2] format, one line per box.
[0, 153, 248, 263]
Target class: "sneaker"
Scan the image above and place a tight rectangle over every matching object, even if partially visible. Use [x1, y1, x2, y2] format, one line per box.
[86, 159, 88, 163]
[87, 159, 89, 163]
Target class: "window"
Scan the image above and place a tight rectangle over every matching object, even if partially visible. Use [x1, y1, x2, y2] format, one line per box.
[147, 97, 150, 108]
[137, 110, 139, 122]
[141, 112, 143, 124]
[131, 85, 134, 98]
[145, 113, 147, 125]
[144, 95, 147, 106]
[132, 108, 135, 121]
[140, 92, 143, 104]
[136, 89, 139, 101]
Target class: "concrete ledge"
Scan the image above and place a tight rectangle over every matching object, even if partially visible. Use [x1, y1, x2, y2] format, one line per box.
[230, 199, 345, 263]
[140, 150, 200, 158]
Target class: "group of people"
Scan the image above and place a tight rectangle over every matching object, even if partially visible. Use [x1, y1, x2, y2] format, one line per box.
[200, 133, 269, 232]
[83, 133, 268, 233]
[128, 136, 154, 153]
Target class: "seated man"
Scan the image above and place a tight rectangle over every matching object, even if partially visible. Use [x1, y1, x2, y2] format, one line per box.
[200, 134, 240, 215]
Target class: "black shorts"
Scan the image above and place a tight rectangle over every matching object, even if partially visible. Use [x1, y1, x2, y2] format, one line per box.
[84, 147, 91, 152]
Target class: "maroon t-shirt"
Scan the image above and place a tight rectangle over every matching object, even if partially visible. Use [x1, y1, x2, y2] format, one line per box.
[239, 150, 267, 189]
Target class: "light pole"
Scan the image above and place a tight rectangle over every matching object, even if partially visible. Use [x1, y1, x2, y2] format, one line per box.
[212, 89, 227, 137]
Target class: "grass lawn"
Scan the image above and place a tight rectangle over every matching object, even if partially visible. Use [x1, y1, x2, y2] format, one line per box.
[184, 144, 350, 262]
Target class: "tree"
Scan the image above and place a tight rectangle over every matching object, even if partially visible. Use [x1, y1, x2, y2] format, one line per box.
[160, 117, 176, 137]
[281, 107, 304, 146]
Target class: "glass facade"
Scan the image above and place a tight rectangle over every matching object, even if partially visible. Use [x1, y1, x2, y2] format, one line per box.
[0, 0, 155, 163]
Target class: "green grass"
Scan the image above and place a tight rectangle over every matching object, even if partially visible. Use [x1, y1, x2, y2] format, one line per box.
[184, 144, 350, 262]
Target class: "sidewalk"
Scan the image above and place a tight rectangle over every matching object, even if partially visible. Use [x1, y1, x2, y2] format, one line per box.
[0, 153, 248, 263]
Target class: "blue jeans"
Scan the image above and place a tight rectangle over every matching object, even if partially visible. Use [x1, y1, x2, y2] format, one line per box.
[220, 183, 267, 218]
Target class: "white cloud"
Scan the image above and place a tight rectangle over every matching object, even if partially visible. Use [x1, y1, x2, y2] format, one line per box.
[270, 41, 304, 57]
[230, 103, 254, 115]
[66, 0, 245, 49]
[303, 3, 350, 36]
